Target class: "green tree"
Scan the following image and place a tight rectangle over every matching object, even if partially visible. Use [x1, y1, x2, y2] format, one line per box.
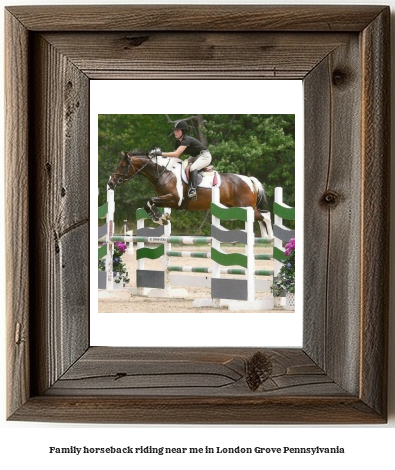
[204, 114, 295, 208]
[98, 114, 295, 233]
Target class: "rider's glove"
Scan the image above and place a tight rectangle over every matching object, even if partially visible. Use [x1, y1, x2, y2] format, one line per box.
[149, 147, 162, 157]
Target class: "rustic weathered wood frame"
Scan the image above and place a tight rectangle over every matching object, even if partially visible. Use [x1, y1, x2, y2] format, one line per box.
[5, 5, 390, 424]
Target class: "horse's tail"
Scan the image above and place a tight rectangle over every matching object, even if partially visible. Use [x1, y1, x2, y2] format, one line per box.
[250, 176, 273, 239]
[250, 176, 267, 209]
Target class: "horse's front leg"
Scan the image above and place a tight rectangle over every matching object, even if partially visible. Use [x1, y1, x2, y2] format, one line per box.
[144, 194, 177, 225]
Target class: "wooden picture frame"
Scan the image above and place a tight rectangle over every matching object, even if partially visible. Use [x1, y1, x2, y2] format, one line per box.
[5, 5, 389, 424]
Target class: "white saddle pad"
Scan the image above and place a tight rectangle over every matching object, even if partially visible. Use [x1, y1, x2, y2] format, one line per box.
[153, 156, 221, 206]
[181, 166, 222, 189]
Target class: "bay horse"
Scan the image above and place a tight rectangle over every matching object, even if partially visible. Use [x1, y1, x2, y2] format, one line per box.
[108, 151, 273, 238]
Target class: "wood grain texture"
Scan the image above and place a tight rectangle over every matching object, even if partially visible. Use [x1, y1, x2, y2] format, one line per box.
[42, 32, 350, 80]
[5, 5, 386, 32]
[45, 347, 344, 397]
[10, 396, 384, 425]
[5, 10, 30, 418]
[11, 348, 384, 424]
[303, 56, 331, 370]
[5, 5, 390, 424]
[360, 10, 390, 418]
[29, 34, 90, 395]
[304, 35, 362, 395]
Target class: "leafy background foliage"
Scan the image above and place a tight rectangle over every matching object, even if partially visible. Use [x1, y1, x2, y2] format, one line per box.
[98, 114, 295, 234]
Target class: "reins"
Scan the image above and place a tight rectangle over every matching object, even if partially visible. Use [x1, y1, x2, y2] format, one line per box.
[155, 157, 171, 179]
[112, 154, 171, 185]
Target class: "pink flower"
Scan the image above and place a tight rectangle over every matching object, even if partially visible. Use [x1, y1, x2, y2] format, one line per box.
[285, 238, 295, 256]
[115, 242, 127, 253]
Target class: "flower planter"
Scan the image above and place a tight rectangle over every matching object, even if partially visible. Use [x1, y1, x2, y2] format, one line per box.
[286, 292, 295, 310]
[274, 296, 286, 308]
[271, 238, 295, 308]
[113, 272, 125, 289]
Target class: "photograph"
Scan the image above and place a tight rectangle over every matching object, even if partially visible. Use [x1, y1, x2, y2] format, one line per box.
[97, 113, 296, 315]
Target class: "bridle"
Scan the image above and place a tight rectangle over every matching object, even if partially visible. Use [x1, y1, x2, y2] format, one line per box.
[110, 153, 171, 187]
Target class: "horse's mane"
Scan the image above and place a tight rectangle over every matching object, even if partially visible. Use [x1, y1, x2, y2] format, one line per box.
[128, 149, 150, 157]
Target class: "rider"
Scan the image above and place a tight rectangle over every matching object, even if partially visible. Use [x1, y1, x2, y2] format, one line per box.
[150, 120, 212, 199]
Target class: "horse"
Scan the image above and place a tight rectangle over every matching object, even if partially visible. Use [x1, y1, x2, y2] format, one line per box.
[108, 151, 273, 238]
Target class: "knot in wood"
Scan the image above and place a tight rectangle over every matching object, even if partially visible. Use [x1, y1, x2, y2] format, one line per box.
[321, 190, 340, 208]
[332, 68, 348, 87]
[123, 35, 149, 49]
[246, 351, 273, 391]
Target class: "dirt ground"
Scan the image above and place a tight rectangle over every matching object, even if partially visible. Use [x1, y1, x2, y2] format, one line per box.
[98, 244, 287, 313]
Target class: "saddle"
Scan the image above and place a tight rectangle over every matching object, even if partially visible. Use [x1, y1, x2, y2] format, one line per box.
[183, 162, 219, 187]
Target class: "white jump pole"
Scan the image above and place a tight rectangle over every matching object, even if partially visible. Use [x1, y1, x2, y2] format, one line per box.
[105, 187, 115, 290]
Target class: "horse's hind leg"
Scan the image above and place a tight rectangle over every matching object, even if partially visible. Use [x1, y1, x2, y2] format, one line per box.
[255, 208, 273, 239]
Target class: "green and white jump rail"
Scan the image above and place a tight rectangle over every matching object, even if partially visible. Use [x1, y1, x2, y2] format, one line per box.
[166, 251, 272, 261]
[191, 186, 274, 311]
[168, 266, 273, 276]
[128, 207, 189, 298]
[98, 188, 115, 290]
[110, 235, 272, 245]
[126, 201, 275, 301]
[99, 185, 295, 310]
[273, 187, 295, 301]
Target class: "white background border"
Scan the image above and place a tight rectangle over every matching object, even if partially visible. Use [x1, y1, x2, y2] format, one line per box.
[1, 2, 393, 469]
[91, 80, 304, 347]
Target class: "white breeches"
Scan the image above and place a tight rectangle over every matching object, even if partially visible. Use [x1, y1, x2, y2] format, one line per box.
[189, 150, 212, 171]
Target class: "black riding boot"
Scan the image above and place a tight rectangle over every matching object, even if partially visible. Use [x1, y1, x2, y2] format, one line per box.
[188, 170, 198, 200]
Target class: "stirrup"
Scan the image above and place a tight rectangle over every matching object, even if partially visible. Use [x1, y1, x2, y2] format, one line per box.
[188, 187, 197, 200]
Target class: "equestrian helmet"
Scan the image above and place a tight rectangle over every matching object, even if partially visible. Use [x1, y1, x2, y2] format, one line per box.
[173, 120, 188, 134]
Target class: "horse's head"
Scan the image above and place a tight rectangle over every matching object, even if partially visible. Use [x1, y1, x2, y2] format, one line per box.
[108, 152, 134, 190]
